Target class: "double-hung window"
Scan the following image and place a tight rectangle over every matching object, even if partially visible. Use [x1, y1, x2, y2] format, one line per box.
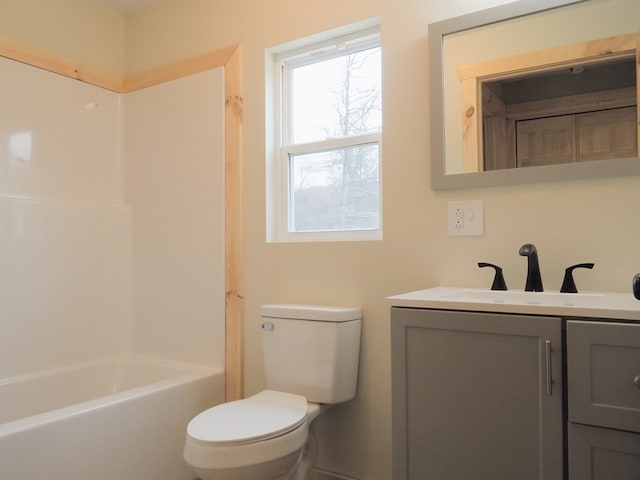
[268, 25, 382, 242]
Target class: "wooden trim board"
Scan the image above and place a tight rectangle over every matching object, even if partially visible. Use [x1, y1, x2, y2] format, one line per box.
[223, 46, 244, 402]
[458, 33, 640, 81]
[0, 37, 244, 402]
[0, 34, 124, 91]
[122, 44, 238, 92]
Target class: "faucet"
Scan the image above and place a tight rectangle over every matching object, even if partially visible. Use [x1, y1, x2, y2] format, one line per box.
[560, 263, 594, 293]
[477, 262, 508, 291]
[519, 243, 543, 292]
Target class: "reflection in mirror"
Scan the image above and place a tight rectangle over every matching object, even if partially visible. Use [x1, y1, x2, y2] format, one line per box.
[430, 0, 640, 190]
[468, 40, 637, 171]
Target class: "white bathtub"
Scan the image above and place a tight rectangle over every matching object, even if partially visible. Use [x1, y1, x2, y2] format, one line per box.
[0, 355, 224, 480]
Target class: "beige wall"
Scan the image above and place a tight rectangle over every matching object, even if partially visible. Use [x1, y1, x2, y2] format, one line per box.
[3, 0, 640, 478]
[0, 0, 126, 74]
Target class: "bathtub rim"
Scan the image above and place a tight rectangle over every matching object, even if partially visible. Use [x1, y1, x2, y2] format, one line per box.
[0, 354, 223, 438]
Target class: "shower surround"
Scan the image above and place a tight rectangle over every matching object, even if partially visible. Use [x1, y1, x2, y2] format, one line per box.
[0, 55, 226, 478]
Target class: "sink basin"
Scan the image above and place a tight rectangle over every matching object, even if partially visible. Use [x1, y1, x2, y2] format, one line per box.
[439, 289, 605, 307]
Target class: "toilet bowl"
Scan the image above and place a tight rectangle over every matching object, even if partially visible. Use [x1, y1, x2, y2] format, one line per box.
[184, 390, 323, 480]
[184, 304, 362, 480]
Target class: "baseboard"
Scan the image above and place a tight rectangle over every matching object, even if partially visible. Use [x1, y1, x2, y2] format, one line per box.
[308, 467, 358, 480]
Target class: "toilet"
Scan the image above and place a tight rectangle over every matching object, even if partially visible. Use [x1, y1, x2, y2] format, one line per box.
[183, 304, 362, 480]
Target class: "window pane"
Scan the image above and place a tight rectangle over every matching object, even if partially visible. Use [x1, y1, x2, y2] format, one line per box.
[289, 144, 380, 232]
[291, 46, 381, 144]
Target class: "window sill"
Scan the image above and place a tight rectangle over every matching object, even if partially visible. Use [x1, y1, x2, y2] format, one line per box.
[269, 228, 382, 243]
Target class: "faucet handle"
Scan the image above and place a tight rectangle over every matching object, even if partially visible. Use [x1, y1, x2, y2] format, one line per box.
[560, 263, 595, 293]
[478, 262, 508, 291]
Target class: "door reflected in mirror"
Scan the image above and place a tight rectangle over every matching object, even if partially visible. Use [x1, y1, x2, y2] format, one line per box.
[467, 43, 638, 171]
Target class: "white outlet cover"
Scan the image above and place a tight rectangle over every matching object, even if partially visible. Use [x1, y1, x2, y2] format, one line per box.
[448, 200, 484, 236]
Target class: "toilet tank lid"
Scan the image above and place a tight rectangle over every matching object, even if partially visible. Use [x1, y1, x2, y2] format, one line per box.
[261, 304, 361, 322]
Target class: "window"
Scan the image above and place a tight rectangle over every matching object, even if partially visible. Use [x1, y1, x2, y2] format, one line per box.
[267, 24, 382, 242]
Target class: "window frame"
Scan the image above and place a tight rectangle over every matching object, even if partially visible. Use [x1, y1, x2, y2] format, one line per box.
[267, 23, 382, 243]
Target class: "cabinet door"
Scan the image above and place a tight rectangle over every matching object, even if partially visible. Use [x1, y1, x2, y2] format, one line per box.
[569, 423, 640, 479]
[516, 114, 576, 167]
[391, 308, 563, 480]
[567, 320, 640, 433]
[576, 106, 638, 162]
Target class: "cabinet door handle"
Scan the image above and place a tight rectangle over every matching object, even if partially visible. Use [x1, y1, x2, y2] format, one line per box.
[545, 340, 553, 396]
[634, 374, 640, 389]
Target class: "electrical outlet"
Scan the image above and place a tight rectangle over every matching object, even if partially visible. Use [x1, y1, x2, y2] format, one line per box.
[454, 207, 464, 229]
[448, 200, 484, 236]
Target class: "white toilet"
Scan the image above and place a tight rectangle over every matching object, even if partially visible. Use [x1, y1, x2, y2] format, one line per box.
[183, 304, 362, 480]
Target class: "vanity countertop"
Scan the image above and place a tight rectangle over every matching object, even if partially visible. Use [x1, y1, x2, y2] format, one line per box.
[387, 287, 640, 321]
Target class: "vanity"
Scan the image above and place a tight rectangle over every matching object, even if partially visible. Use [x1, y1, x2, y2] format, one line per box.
[388, 287, 640, 480]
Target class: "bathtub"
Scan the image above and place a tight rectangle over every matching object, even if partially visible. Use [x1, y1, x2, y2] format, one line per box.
[0, 355, 224, 480]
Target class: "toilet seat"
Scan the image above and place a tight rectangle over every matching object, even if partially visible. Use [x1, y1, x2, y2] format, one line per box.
[187, 390, 308, 445]
[184, 390, 313, 473]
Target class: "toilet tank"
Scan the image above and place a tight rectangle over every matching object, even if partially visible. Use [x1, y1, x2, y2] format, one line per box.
[260, 304, 362, 404]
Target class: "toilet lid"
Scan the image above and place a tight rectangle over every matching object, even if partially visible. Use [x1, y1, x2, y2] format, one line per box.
[187, 390, 308, 445]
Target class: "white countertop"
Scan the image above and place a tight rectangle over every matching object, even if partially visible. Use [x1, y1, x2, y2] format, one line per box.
[386, 287, 640, 321]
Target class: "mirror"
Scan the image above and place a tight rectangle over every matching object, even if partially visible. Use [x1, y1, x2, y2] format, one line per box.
[430, 0, 640, 189]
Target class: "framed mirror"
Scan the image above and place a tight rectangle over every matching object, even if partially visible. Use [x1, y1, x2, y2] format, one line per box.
[429, 0, 640, 190]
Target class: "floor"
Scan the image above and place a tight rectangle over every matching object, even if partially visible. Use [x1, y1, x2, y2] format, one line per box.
[308, 468, 357, 480]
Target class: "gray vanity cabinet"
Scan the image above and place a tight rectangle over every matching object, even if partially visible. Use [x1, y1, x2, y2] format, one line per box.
[566, 320, 640, 479]
[391, 307, 563, 480]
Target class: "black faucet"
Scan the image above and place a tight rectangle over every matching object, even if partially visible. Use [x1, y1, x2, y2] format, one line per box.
[560, 263, 594, 293]
[478, 262, 508, 290]
[519, 243, 543, 292]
